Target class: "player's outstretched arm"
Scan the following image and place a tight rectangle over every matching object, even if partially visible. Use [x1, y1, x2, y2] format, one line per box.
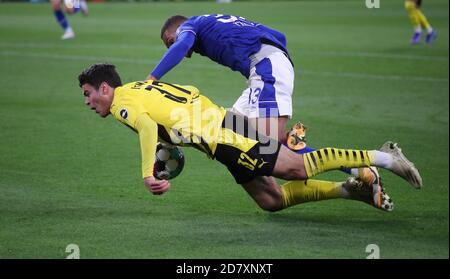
[137, 114, 171, 195]
[147, 31, 196, 81]
[136, 114, 159, 177]
[135, 113, 172, 195]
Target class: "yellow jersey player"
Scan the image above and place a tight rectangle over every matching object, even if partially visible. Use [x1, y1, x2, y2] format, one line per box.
[149, 14, 379, 188]
[404, 0, 437, 44]
[78, 63, 423, 212]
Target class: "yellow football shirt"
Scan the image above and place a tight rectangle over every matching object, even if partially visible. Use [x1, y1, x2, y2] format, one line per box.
[110, 80, 226, 178]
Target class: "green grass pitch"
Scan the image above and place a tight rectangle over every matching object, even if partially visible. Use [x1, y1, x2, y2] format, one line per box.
[0, 0, 448, 259]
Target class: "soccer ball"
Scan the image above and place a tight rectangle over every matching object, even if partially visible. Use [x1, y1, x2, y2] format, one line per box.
[153, 143, 185, 180]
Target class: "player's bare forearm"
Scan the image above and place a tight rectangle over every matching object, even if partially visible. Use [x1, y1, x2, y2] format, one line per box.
[144, 176, 171, 195]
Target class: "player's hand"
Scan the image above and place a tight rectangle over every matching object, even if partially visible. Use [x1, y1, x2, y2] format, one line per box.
[145, 75, 157, 81]
[144, 176, 170, 195]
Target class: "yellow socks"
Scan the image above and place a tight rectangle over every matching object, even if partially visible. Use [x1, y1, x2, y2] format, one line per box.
[280, 179, 344, 208]
[303, 148, 375, 178]
[417, 9, 432, 31]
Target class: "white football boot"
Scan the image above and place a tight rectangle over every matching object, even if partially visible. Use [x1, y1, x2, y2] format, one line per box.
[380, 141, 423, 189]
[61, 27, 75, 40]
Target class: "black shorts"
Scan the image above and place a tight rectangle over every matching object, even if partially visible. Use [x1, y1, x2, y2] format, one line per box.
[213, 112, 281, 184]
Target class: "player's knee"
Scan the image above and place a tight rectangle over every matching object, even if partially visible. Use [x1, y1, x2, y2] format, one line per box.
[290, 167, 307, 180]
[259, 203, 281, 212]
[64, 6, 74, 13]
[274, 146, 306, 180]
[257, 197, 283, 212]
[278, 164, 305, 181]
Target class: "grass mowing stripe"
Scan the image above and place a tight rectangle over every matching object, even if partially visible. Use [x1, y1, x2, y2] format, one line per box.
[2, 50, 447, 83]
[1, 42, 448, 62]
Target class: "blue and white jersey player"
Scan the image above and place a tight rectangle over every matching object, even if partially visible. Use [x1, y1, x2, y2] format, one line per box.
[146, 14, 381, 189]
[147, 14, 296, 144]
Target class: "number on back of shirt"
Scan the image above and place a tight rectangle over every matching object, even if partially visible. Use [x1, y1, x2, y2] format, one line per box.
[205, 14, 257, 27]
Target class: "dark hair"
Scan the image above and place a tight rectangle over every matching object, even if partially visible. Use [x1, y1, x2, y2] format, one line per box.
[160, 15, 188, 39]
[78, 63, 122, 89]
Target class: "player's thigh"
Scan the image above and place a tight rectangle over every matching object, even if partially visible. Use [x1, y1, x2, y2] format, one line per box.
[214, 140, 278, 185]
[231, 50, 294, 120]
[62, 0, 76, 13]
[272, 144, 307, 180]
[255, 51, 294, 119]
[51, 0, 62, 9]
[249, 116, 289, 142]
[214, 114, 281, 184]
[241, 176, 283, 211]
